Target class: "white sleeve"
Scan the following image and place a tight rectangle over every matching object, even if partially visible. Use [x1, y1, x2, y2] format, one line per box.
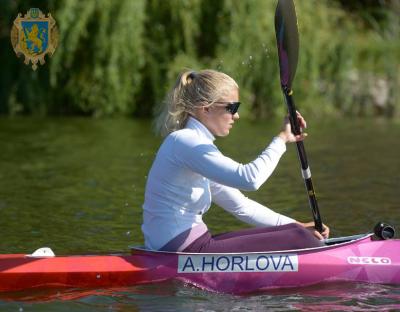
[176, 136, 287, 191]
[210, 181, 296, 227]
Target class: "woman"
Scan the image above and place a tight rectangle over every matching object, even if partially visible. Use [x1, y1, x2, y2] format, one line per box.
[142, 69, 329, 253]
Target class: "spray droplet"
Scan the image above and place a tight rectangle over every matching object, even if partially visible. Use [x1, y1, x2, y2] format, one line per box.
[126, 231, 131, 236]
[125, 202, 129, 207]
[249, 55, 253, 60]
[97, 274, 101, 279]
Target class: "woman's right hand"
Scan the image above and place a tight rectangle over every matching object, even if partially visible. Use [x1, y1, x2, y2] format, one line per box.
[297, 221, 330, 240]
[278, 112, 307, 143]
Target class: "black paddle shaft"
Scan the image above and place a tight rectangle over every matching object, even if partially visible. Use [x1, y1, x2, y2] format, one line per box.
[282, 86, 323, 233]
[275, 0, 323, 233]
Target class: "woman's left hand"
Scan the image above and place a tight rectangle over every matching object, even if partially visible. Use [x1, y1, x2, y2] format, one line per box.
[297, 221, 330, 240]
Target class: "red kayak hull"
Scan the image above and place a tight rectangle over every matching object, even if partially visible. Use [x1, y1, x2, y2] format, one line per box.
[0, 251, 177, 292]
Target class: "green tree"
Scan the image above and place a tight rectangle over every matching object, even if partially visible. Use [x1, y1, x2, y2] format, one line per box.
[50, 0, 145, 116]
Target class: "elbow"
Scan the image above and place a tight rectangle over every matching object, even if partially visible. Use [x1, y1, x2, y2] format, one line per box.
[251, 180, 262, 191]
[237, 164, 265, 191]
[242, 180, 262, 191]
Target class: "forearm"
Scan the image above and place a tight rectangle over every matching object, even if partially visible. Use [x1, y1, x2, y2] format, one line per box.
[210, 181, 295, 227]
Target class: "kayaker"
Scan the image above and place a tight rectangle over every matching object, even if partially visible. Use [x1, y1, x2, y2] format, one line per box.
[142, 69, 329, 252]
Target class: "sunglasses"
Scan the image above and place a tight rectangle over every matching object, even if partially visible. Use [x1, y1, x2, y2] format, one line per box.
[214, 101, 241, 115]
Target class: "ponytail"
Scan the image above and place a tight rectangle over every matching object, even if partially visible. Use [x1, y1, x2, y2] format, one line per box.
[154, 69, 238, 137]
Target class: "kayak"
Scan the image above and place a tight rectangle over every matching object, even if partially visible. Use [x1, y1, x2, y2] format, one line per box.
[1, 234, 399, 294]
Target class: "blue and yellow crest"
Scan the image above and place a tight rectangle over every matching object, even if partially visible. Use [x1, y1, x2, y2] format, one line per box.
[11, 8, 58, 70]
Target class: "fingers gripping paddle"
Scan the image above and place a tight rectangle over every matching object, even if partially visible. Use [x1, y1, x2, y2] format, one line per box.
[274, 0, 323, 232]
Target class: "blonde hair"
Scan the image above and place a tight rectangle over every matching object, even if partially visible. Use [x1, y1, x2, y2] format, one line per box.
[154, 69, 238, 137]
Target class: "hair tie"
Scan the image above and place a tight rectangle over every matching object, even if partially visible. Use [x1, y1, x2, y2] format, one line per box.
[187, 71, 197, 84]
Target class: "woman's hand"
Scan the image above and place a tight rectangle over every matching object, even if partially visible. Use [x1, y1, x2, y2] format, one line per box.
[278, 111, 307, 143]
[297, 221, 330, 240]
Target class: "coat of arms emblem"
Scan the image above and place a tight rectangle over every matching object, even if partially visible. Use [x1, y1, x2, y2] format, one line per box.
[11, 8, 59, 70]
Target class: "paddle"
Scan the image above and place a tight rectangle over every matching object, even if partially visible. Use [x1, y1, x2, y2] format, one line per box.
[274, 0, 323, 232]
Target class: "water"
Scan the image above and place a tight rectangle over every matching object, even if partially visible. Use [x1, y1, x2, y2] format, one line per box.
[1, 282, 399, 311]
[0, 116, 399, 310]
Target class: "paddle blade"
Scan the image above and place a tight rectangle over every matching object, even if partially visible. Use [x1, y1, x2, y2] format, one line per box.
[275, 0, 299, 90]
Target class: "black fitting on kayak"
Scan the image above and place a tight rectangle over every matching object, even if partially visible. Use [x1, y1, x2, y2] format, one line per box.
[373, 222, 395, 240]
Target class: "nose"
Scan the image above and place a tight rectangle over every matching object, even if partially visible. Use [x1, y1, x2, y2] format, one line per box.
[233, 112, 240, 120]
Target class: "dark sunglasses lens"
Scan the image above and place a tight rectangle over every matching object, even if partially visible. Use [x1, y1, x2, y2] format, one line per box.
[226, 102, 240, 114]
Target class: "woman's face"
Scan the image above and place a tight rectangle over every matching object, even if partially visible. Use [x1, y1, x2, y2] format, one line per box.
[200, 88, 240, 137]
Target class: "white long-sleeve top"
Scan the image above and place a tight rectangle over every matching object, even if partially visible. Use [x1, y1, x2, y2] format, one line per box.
[142, 117, 295, 250]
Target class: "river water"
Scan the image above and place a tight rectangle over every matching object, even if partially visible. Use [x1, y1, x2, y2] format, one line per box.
[0, 116, 399, 311]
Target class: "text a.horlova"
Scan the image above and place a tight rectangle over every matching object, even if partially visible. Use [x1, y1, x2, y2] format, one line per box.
[178, 253, 298, 273]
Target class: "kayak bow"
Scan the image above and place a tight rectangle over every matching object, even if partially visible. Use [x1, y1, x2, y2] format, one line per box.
[1, 234, 399, 294]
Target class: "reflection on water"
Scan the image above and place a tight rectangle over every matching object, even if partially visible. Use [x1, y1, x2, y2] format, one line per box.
[1, 281, 399, 311]
[0, 116, 399, 310]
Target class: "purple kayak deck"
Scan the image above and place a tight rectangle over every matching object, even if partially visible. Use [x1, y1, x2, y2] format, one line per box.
[132, 234, 400, 293]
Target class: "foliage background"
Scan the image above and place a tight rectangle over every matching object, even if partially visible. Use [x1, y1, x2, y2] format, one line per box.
[0, 0, 398, 119]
